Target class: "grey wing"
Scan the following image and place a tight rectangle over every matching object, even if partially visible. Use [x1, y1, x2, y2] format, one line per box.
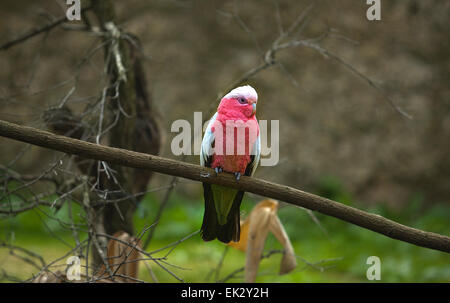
[200, 112, 218, 167]
[246, 132, 261, 177]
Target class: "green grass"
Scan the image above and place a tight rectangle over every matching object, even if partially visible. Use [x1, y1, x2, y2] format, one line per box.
[1, 177, 449, 282]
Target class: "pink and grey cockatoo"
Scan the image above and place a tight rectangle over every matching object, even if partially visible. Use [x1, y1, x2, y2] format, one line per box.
[200, 85, 261, 243]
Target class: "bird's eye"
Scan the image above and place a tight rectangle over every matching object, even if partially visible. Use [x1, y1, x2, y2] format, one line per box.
[237, 97, 247, 104]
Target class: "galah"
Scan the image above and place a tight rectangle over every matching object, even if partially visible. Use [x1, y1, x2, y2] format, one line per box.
[200, 85, 261, 243]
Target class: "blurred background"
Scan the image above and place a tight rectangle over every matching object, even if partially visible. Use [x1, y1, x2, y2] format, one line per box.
[0, 0, 449, 282]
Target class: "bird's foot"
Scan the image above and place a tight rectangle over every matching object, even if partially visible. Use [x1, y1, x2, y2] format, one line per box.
[214, 167, 223, 175]
[234, 172, 241, 181]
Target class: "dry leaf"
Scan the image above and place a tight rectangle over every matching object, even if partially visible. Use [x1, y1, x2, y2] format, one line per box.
[269, 215, 297, 274]
[228, 199, 297, 282]
[227, 219, 249, 251]
[98, 231, 142, 282]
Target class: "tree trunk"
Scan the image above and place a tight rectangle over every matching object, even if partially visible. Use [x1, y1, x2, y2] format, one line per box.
[89, 0, 161, 272]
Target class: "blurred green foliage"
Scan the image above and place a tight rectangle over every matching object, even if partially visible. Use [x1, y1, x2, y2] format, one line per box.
[0, 176, 449, 282]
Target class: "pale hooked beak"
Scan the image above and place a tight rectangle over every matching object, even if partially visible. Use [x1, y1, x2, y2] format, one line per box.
[252, 103, 256, 115]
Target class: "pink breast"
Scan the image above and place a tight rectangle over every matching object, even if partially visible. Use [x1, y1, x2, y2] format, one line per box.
[210, 117, 258, 174]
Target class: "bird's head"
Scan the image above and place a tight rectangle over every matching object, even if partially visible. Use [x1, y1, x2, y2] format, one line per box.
[218, 85, 258, 119]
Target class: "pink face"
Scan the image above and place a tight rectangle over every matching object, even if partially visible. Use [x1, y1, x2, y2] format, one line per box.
[218, 95, 257, 119]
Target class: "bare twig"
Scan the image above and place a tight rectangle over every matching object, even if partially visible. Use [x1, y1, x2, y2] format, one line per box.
[218, 250, 341, 282]
[0, 242, 46, 270]
[142, 175, 180, 250]
[214, 4, 410, 120]
[0, 5, 93, 51]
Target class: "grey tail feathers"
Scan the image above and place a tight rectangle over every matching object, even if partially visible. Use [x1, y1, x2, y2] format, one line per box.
[201, 183, 243, 243]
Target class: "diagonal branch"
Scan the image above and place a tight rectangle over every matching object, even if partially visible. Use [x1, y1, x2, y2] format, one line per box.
[0, 5, 93, 51]
[0, 119, 449, 253]
[215, 4, 411, 120]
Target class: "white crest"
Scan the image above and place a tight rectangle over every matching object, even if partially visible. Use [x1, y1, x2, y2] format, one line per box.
[223, 85, 258, 102]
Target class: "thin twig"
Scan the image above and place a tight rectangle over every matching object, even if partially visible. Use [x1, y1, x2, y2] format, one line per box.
[0, 5, 93, 51]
